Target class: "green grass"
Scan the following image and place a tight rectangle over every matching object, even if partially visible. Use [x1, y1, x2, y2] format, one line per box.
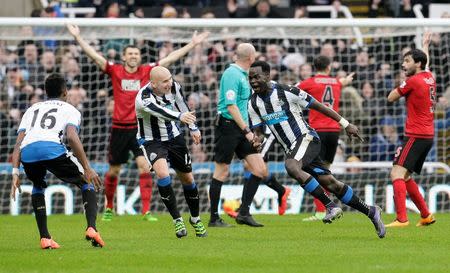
[1, 213, 449, 273]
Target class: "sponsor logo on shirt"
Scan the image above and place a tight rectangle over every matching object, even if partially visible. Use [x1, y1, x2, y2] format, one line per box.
[262, 110, 288, 125]
[121, 80, 141, 91]
[423, 77, 435, 85]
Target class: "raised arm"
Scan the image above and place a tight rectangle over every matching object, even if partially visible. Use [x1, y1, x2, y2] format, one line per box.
[339, 72, 355, 86]
[158, 30, 209, 68]
[421, 31, 432, 70]
[67, 24, 107, 71]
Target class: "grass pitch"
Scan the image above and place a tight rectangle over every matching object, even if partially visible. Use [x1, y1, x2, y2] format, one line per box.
[0, 213, 449, 273]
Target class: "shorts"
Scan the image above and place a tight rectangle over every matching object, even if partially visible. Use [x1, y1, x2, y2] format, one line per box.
[393, 137, 433, 174]
[108, 127, 143, 165]
[260, 134, 276, 162]
[141, 135, 192, 173]
[317, 131, 339, 164]
[213, 116, 258, 164]
[287, 134, 331, 177]
[21, 153, 86, 189]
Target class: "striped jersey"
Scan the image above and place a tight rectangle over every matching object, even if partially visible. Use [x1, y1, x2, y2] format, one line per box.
[248, 81, 317, 152]
[135, 81, 197, 143]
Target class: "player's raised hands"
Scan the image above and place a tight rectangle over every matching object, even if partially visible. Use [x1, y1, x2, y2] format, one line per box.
[180, 111, 197, 125]
[191, 30, 209, 46]
[10, 174, 22, 201]
[66, 24, 80, 37]
[190, 129, 201, 145]
[345, 123, 365, 143]
[84, 167, 102, 191]
[422, 31, 432, 48]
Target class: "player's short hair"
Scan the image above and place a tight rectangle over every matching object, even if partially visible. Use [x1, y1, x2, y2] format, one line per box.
[403, 49, 427, 70]
[45, 73, 67, 98]
[122, 45, 140, 55]
[313, 55, 331, 71]
[251, 60, 271, 74]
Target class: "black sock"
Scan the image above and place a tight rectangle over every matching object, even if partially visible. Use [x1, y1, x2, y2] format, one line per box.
[337, 185, 370, 216]
[81, 184, 98, 230]
[158, 184, 180, 220]
[240, 174, 262, 215]
[302, 177, 334, 208]
[209, 178, 223, 220]
[264, 175, 285, 204]
[32, 193, 50, 239]
[183, 183, 199, 218]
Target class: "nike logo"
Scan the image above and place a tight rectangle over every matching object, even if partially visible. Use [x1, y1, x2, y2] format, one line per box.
[189, 196, 199, 200]
[161, 196, 170, 201]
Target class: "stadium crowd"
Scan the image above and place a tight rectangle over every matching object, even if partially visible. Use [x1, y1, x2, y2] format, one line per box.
[0, 1, 449, 167]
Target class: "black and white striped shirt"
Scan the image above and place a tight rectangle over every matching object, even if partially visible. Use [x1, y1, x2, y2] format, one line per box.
[248, 82, 317, 152]
[135, 81, 198, 143]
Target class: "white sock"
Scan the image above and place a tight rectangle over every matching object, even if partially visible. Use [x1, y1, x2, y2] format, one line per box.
[190, 216, 200, 223]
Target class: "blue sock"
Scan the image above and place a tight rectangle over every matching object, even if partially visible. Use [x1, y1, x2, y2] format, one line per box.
[157, 176, 171, 187]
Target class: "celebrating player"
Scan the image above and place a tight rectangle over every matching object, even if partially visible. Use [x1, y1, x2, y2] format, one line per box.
[297, 55, 354, 221]
[10, 73, 104, 249]
[135, 66, 207, 238]
[248, 61, 386, 238]
[67, 24, 208, 221]
[385, 32, 436, 228]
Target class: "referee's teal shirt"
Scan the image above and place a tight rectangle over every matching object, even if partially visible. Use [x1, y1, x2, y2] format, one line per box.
[217, 64, 251, 124]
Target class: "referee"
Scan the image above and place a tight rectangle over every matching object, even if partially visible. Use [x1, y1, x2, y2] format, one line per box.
[209, 43, 268, 228]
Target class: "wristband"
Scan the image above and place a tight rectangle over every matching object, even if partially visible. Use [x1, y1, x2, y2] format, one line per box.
[339, 118, 350, 128]
[12, 168, 19, 176]
[242, 126, 251, 135]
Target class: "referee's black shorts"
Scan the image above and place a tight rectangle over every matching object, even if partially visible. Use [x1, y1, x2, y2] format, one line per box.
[393, 136, 433, 174]
[213, 116, 257, 164]
[108, 127, 143, 165]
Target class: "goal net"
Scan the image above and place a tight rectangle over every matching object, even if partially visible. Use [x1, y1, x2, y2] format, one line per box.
[1, 18, 449, 216]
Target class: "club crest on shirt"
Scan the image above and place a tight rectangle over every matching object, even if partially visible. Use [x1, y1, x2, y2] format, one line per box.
[277, 100, 285, 107]
[400, 81, 406, 88]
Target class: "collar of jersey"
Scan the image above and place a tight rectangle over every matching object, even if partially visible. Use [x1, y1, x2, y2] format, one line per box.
[230, 63, 248, 75]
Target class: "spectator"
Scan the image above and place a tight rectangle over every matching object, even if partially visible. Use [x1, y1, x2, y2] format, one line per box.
[228, 0, 283, 18]
[369, 116, 400, 161]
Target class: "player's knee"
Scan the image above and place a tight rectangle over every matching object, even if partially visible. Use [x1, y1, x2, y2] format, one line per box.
[214, 163, 229, 181]
[285, 159, 302, 180]
[390, 166, 404, 180]
[108, 165, 121, 178]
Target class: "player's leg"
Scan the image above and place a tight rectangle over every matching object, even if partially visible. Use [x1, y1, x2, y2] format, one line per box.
[103, 128, 129, 220]
[46, 154, 105, 247]
[22, 161, 59, 249]
[402, 138, 435, 226]
[135, 155, 157, 221]
[285, 136, 342, 223]
[259, 135, 290, 215]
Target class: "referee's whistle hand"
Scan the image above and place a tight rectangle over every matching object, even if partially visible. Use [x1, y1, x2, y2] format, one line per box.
[180, 112, 196, 124]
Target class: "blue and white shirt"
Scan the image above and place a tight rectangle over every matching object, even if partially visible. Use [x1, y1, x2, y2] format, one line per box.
[18, 99, 81, 162]
[248, 82, 317, 152]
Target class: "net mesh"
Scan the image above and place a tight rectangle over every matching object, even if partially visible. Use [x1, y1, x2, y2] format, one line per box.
[0, 21, 449, 215]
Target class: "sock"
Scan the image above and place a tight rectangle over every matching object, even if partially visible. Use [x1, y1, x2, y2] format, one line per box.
[31, 187, 50, 239]
[393, 178, 408, 222]
[240, 174, 262, 215]
[301, 177, 334, 208]
[183, 182, 200, 218]
[190, 216, 200, 223]
[82, 183, 98, 230]
[406, 178, 430, 218]
[336, 185, 370, 216]
[209, 178, 223, 220]
[104, 173, 118, 209]
[263, 174, 285, 204]
[157, 176, 180, 220]
[139, 173, 153, 214]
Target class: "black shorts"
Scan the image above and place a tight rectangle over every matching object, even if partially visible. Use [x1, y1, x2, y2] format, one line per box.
[317, 131, 339, 164]
[393, 137, 433, 174]
[21, 153, 86, 189]
[108, 127, 143, 165]
[213, 116, 258, 164]
[286, 134, 331, 177]
[141, 135, 192, 173]
[260, 134, 276, 162]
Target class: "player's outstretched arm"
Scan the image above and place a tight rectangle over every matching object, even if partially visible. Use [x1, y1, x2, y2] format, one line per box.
[339, 72, 355, 86]
[66, 24, 107, 71]
[158, 30, 209, 68]
[422, 31, 432, 70]
[10, 131, 25, 201]
[66, 125, 102, 190]
[310, 100, 364, 142]
[387, 88, 401, 102]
